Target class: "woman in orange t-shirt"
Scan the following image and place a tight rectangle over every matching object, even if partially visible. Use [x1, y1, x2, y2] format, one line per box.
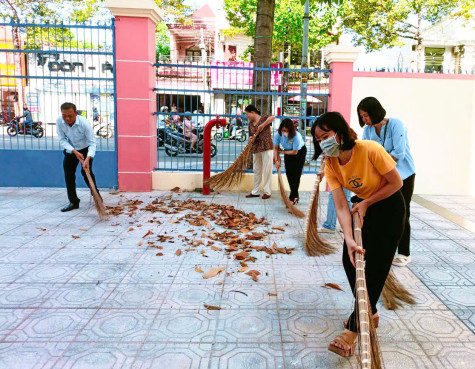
[311, 112, 406, 358]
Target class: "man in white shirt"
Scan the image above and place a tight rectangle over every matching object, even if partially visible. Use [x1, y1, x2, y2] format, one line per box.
[56, 102, 99, 212]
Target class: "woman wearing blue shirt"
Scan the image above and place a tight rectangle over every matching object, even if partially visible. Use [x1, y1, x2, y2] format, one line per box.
[358, 97, 416, 267]
[273, 118, 306, 204]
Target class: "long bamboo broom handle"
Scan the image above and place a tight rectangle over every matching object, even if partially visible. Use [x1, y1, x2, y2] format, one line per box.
[353, 214, 371, 369]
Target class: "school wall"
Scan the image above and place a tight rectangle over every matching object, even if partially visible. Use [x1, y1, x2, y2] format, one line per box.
[351, 72, 475, 196]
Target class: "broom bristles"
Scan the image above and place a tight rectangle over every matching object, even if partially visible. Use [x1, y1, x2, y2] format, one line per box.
[277, 168, 305, 218]
[84, 168, 107, 219]
[204, 135, 256, 190]
[304, 160, 336, 256]
[382, 269, 417, 310]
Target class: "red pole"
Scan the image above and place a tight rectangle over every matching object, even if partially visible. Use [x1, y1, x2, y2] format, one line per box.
[203, 117, 227, 195]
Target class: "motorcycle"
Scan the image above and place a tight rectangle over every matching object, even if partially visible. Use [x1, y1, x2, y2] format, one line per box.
[92, 121, 114, 139]
[212, 122, 247, 142]
[164, 126, 217, 158]
[7, 118, 44, 138]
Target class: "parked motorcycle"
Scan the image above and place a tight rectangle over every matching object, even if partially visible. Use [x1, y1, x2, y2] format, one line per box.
[7, 118, 44, 138]
[92, 121, 114, 139]
[164, 127, 217, 158]
[212, 123, 247, 142]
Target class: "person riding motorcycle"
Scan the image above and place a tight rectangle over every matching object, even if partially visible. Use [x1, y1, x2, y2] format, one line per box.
[183, 112, 197, 151]
[18, 106, 33, 133]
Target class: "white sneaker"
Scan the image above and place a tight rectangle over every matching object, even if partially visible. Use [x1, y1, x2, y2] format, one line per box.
[392, 254, 411, 267]
[318, 227, 335, 234]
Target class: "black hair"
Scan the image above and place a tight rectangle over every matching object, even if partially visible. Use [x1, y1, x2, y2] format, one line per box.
[244, 104, 261, 115]
[278, 118, 296, 138]
[356, 97, 386, 127]
[310, 112, 357, 160]
[61, 102, 77, 112]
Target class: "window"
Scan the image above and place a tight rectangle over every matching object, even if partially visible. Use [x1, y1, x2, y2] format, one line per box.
[424, 47, 444, 73]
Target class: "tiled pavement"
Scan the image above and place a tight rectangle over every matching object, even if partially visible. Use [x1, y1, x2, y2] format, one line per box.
[0, 188, 474, 369]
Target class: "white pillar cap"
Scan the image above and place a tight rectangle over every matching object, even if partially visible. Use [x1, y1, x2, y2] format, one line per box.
[105, 0, 163, 24]
[324, 45, 361, 63]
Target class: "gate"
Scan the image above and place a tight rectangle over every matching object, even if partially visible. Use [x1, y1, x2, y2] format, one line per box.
[0, 18, 117, 188]
[154, 61, 329, 173]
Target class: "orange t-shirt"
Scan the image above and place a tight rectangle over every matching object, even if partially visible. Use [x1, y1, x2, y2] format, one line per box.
[324, 140, 396, 199]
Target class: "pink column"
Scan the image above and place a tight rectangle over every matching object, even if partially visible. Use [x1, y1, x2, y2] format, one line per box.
[106, 0, 162, 191]
[325, 46, 360, 122]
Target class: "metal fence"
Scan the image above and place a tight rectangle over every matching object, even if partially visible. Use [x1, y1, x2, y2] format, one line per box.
[154, 61, 329, 173]
[0, 18, 116, 151]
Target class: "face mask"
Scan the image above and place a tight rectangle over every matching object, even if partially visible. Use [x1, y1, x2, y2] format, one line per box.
[319, 135, 340, 157]
[283, 132, 289, 138]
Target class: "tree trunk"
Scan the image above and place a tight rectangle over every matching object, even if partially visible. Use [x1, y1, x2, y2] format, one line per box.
[416, 12, 423, 72]
[253, 0, 275, 115]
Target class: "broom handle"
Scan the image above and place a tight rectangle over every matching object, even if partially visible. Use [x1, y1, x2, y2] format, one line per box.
[353, 214, 371, 369]
[84, 166, 101, 201]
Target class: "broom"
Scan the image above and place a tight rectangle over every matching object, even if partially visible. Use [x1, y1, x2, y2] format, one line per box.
[204, 134, 257, 190]
[353, 214, 383, 369]
[304, 159, 336, 256]
[382, 269, 416, 310]
[83, 167, 107, 219]
[277, 167, 305, 218]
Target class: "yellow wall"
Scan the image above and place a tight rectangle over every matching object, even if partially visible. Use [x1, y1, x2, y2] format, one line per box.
[351, 75, 475, 195]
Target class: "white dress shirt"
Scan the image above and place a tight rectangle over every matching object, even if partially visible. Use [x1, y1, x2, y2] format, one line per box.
[56, 115, 96, 158]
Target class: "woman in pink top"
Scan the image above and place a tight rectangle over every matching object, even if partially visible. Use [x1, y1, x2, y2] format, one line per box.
[183, 112, 197, 151]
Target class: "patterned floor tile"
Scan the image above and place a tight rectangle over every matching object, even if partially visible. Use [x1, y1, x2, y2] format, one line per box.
[0, 283, 59, 308]
[148, 309, 218, 343]
[132, 343, 211, 369]
[283, 342, 355, 369]
[77, 309, 157, 342]
[0, 342, 65, 369]
[55, 343, 140, 369]
[208, 343, 285, 369]
[0, 308, 35, 341]
[41, 283, 117, 309]
[6, 308, 96, 342]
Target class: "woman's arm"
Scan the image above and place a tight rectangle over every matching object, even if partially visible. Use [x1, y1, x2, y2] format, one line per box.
[333, 187, 364, 267]
[273, 145, 281, 166]
[351, 167, 402, 224]
[257, 115, 275, 133]
[388, 120, 407, 162]
[281, 149, 298, 155]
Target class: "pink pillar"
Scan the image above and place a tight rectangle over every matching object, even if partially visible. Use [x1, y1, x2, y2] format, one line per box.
[325, 46, 360, 122]
[106, 0, 162, 191]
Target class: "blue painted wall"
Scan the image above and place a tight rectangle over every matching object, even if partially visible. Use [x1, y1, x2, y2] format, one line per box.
[0, 150, 117, 188]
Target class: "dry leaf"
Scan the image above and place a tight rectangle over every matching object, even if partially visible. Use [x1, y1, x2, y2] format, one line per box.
[36, 227, 47, 231]
[171, 187, 180, 193]
[246, 269, 261, 282]
[272, 226, 285, 232]
[210, 246, 222, 251]
[71, 235, 80, 239]
[127, 227, 134, 232]
[175, 249, 182, 256]
[156, 252, 163, 256]
[233, 251, 249, 260]
[202, 266, 226, 279]
[238, 266, 248, 273]
[268, 292, 277, 297]
[203, 304, 221, 310]
[142, 230, 153, 238]
[79, 228, 87, 232]
[322, 283, 343, 291]
[137, 241, 142, 246]
[195, 267, 204, 273]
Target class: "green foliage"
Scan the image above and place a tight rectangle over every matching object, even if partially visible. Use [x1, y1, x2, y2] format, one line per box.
[224, 0, 342, 58]
[156, 22, 170, 60]
[342, 0, 463, 51]
[25, 26, 98, 49]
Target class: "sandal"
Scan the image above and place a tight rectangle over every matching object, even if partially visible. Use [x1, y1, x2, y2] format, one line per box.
[292, 198, 299, 205]
[343, 313, 379, 329]
[328, 329, 357, 357]
[392, 254, 411, 267]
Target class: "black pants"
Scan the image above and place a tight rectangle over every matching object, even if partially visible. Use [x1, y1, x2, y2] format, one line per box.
[284, 145, 307, 201]
[398, 174, 415, 256]
[343, 191, 406, 333]
[63, 147, 99, 204]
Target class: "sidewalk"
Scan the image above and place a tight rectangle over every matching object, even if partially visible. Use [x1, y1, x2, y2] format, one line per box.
[0, 188, 473, 369]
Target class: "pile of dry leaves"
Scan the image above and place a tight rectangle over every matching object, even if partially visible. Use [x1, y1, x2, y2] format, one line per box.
[106, 191, 295, 283]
